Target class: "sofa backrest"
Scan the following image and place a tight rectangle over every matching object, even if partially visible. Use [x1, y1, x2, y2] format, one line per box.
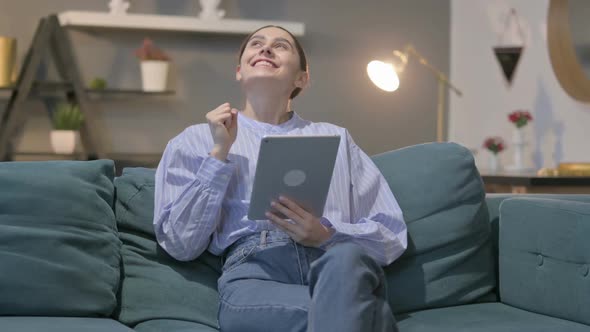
[113, 167, 221, 329]
[372, 142, 495, 314]
[114, 142, 496, 322]
[0, 160, 121, 317]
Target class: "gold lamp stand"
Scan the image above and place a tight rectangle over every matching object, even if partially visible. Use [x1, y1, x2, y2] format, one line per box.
[368, 45, 463, 142]
[396, 45, 463, 142]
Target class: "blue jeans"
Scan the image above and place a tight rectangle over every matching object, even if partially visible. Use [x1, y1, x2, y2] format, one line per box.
[217, 230, 398, 332]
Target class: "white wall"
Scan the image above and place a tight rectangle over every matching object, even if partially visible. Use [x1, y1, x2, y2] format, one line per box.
[450, 0, 590, 171]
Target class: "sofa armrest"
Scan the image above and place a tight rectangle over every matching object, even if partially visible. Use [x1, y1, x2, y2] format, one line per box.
[486, 194, 590, 228]
[485, 194, 590, 286]
[498, 197, 590, 325]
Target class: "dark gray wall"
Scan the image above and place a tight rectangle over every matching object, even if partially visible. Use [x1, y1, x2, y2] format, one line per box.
[0, 0, 449, 156]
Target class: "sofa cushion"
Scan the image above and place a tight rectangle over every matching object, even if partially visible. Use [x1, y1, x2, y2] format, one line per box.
[371, 142, 494, 313]
[114, 167, 221, 329]
[397, 302, 590, 332]
[0, 317, 134, 332]
[0, 160, 121, 317]
[134, 319, 219, 332]
[499, 198, 590, 326]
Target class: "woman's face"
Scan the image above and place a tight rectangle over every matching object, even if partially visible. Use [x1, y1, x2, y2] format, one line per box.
[236, 27, 307, 96]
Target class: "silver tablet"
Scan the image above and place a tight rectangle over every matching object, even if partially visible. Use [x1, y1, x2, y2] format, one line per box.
[248, 135, 341, 221]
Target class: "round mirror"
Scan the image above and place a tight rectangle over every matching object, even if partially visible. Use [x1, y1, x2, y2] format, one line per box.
[548, 0, 590, 102]
[568, 0, 590, 78]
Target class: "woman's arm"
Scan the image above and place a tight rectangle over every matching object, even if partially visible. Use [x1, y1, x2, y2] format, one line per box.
[323, 132, 407, 266]
[153, 129, 235, 261]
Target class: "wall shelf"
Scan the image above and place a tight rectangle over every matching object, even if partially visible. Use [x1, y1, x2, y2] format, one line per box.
[58, 11, 305, 36]
[0, 82, 174, 99]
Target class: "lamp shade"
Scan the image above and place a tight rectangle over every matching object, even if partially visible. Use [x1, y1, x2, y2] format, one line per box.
[367, 60, 400, 92]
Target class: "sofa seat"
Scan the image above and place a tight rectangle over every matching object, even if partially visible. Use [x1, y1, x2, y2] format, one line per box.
[397, 303, 590, 332]
[0, 317, 134, 332]
[134, 319, 219, 332]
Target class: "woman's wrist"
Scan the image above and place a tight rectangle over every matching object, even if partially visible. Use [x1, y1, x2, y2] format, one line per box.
[210, 145, 230, 161]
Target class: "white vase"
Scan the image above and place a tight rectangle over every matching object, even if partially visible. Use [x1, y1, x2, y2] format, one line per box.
[140, 60, 169, 92]
[50, 130, 78, 154]
[513, 127, 525, 144]
[488, 153, 500, 173]
[199, 0, 226, 20]
[511, 127, 526, 171]
[108, 0, 130, 15]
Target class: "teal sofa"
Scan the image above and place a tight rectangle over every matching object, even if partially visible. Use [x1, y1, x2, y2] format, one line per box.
[1, 142, 589, 332]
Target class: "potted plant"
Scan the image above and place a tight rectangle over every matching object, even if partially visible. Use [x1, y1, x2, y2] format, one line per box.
[135, 38, 170, 92]
[507, 110, 533, 170]
[50, 101, 84, 154]
[89, 77, 107, 90]
[482, 136, 506, 172]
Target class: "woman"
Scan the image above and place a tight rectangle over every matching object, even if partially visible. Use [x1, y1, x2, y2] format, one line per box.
[153, 25, 407, 332]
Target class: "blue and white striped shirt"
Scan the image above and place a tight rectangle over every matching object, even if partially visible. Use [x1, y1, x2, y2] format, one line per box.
[153, 111, 407, 266]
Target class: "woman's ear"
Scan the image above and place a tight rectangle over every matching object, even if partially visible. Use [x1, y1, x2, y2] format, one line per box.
[294, 71, 309, 89]
[236, 65, 242, 81]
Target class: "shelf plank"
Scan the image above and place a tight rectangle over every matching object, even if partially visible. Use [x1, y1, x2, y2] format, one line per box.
[85, 88, 174, 95]
[0, 82, 174, 97]
[58, 11, 305, 36]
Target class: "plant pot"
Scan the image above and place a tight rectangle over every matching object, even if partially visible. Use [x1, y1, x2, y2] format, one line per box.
[50, 130, 78, 154]
[140, 60, 169, 92]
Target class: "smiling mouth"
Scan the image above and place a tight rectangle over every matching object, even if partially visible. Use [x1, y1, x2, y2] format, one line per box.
[251, 59, 278, 68]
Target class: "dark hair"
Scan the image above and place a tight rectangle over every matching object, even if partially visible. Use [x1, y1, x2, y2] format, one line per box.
[238, 25, 308, 99]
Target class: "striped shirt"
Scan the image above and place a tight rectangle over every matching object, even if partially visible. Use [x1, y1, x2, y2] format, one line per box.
[153, 111, 407, 266]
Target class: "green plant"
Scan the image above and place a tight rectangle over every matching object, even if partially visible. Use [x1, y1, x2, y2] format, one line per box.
[90, 77, 107, 90]
[52, 102, 84, 130]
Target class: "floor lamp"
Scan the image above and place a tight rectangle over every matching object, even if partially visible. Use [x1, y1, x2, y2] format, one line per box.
[367, 45, 463, 142]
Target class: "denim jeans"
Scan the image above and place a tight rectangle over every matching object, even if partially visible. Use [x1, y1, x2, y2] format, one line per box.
[217, 230, 398, 332]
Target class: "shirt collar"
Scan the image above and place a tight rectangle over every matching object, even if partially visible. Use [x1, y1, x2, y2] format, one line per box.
[238, 111, 304, 134]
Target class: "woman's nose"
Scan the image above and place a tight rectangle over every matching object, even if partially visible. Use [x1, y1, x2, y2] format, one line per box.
[259, 45, 273, 56]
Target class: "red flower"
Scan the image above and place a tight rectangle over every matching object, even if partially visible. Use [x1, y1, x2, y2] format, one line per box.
[135, 38, 170, 61]
[483, 136, 506, 154]
[508, 110, 533, 128]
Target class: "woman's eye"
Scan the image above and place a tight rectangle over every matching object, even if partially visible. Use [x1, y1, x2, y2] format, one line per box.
[275, 43, 289, 50]
[250, 41, 262, 47]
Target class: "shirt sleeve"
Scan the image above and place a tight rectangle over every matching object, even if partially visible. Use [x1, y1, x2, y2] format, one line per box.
[321, 131, 407, 266]
[153, 130, 235, 261]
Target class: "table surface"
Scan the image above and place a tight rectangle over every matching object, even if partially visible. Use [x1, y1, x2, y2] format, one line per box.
[480, 170, 590, 186]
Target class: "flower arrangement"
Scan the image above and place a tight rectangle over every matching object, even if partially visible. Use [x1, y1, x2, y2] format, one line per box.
[483, 136, 505, 155]
[134, 38, 170, 61]
[508, 110, 533, 128]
